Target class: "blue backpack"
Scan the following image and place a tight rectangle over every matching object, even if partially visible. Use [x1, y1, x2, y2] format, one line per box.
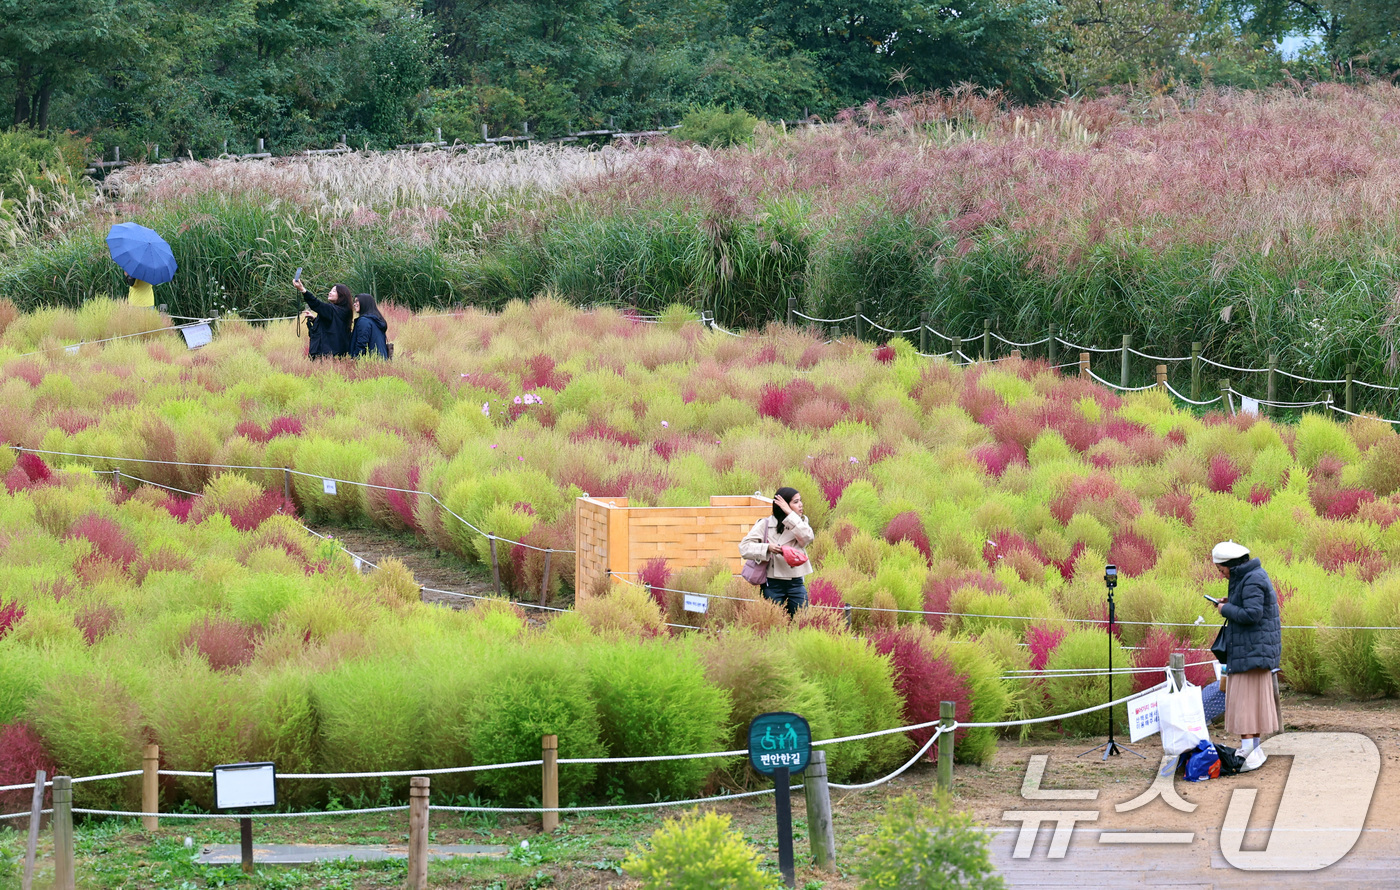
[1178, 739, 1220, 782]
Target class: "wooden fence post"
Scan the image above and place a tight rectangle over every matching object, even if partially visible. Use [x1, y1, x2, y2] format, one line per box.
[283, 468, 292, 505]
[803, 750, 836, 872]
[1048, 323, 1058, 368]
[1267, 352, 1278, 416]
[1120, 334, 1132, 389]
[142, 744, 159, 831]
[786, 297, 796, 327]
[937, 702, 955, 793]
[257, 138, 265, 153]
[951, 336, 962, 363]
[982, 319, 991, 361]
[1011, 349, 1021, 360]
[1346, 363, 1356, 414]
[52, 776, 74, 890]
[1191, 342, 1202, 401]
[488, 537, 502, 597]
[542, 735, 559, 833]
[113, 146, 121, 164]
[21, 770, 44, 890]
[854, 303, 865, 341]
[1168, 653, 1186, 692]
[540, 549, 552, 607]
[1156, 364, 1168, 390]
[1078, 352, 1090, 378]
[919, 311, 930, 355]
[1219, 379, 1233, 415]
[407, 777, 430, 890]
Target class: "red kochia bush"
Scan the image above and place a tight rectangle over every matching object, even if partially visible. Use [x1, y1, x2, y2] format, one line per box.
[74, 603, 120, 645]
[808, 578, 845, 608]
[4, 452, 55, 493]
[1154, 490, 1195, 523]
[1027, 624, 1066, 671]
[570, 420, 639, 448]
[1133, 629, 1215, 693]
[873, 343, 896, 364]
[1048, 473, 1140, 527]
[223, 491, 296, 532]
[638, 557, 672, 609]
[521, 354, 570, 390]
[974, 441, 1028, 478]
[1207, 455, 1241, 493]
[923, 571, 1003, 632]
[1107, 530, 1159, 577]
[883, 511, 932, 563]
[66, 513, 139, 575]
[1314, 487, 1375, 521]
[184, 617, 261, 671]
[0, 722, 56, 813]
[870, 628, 972, 757]
[0, 598, 24, 640]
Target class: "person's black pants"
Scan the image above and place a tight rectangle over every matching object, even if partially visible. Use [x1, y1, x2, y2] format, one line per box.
[761, 577, 808, 617]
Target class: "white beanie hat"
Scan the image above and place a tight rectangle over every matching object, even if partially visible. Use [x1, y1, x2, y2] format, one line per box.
[1211, 540, 1250, 564]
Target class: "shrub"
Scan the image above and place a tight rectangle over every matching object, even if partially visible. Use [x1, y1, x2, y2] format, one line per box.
[935, 637, 1009, 765]
[578, 582, 666, 639]
[1043, 629, 1132, 737]
[0, 598, 24, 640]
[1295, 414, 1359, 470]
[856, 792, 1005, 890]
[884, 511, 932, 563]
[66, 513, 138, 576]
[870, 627, 970, 757]
[587, 641, 730, 799]
[312, 658, 426, 790]
[675, 106, 759, 148]
[624, 809, 777, 889]
[31, 671, 146, 809]
[1132, 629, 1214, 694]
[1360, 436, 1400, 496]
[469, 645, 605, 802]
[638, 557, 672, 609]
[74, 603, 119, 645]
[184, 617, 261, 671]
[0, 722, 56, 814]
[1207, 455, 1241, 493]
[787, 629, 907, 782]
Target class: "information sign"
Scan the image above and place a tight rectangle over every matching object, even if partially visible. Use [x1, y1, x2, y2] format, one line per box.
[748, 712, 811, 776]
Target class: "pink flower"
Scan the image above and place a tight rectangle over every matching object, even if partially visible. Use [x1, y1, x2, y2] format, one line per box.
[481, 403, 490, 416]
[849, 456, 859, 464]
[491, 444, 498, 449]
[517, 456, 524, 461]
[661, 421, 669, 428]
[514, 396, 523, 405]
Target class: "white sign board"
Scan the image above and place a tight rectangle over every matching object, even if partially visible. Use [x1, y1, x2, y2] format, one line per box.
[1240, 396, 1260, 416]
[683, 594, 709, 614]
[322, 478, 337, 496]
[1128, 690, 1161, 742]
[213, 762, 277, 810]
[181, 322, 214, 350]
[65, 344, 81, 356]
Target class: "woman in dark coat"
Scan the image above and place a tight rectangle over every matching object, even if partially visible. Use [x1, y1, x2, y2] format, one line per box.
[350, 293, 390, 360]
[296, 277, 354, 359]
[1212, 540, 1282, 770]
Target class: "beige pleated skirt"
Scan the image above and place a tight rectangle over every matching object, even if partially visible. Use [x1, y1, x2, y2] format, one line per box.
[1224, 668, 1280, 736]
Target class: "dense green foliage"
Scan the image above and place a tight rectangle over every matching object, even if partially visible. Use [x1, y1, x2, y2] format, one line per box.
[2, 0, 1396, 156]
[624, 809, 779, 889]
[856, 792, 1004, 890]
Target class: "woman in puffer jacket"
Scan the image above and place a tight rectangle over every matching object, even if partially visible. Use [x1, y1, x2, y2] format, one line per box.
[350, 292, 390, 360]
[1212, 540, 1282, 770]
[739, 487, 814, 618]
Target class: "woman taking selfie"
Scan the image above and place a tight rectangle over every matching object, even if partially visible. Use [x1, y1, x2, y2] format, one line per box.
[739, 487, 814, 618]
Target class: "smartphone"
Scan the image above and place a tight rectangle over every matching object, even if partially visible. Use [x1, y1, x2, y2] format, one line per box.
[294, 267, 303, 281]
[1202, 594, 1221, 605]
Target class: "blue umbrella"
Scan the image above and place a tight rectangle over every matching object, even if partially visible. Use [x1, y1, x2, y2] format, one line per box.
[106, 222, 177, 285]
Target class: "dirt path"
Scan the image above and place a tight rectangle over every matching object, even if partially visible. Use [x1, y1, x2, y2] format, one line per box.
[309, 524, 499, 608]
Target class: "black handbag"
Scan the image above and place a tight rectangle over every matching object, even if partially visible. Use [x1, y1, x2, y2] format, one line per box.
[1210, 622, 1228, 663]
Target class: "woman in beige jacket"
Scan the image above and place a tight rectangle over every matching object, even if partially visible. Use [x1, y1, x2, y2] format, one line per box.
[739, 487, 815, 617]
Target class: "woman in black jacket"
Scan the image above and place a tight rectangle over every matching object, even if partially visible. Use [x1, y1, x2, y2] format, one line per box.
[351, 292, 390, 360]
[296, 278, 354, 359]
[1212, 540, 1282, 770]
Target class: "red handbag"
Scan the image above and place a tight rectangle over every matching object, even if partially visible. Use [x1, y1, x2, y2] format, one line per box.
[781, 545, 808, 567]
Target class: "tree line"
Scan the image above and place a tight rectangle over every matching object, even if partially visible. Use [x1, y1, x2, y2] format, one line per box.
[1, 0, 1397, 154]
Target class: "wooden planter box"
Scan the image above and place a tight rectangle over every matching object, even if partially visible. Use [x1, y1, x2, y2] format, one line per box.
[575, 495, 772, 599]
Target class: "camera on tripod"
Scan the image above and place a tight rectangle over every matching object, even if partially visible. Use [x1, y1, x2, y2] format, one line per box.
[1103, 564, 1117, 589]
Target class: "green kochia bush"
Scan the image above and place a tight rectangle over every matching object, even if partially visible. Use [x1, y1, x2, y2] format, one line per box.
[785, 629, 907, 782]
[31, 668, 147, 810]
[586, 640, 730, 800]
[312, 658, 426, 789]
[468, 642, 606, 803]
[1043, 629, 1132, 737]
[856, 792, 1005, 890]
[624, 809, 778, 890]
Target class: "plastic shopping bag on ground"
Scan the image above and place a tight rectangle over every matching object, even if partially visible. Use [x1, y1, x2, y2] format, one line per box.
[1158, 674, 1210, 756]
[1178, 739, 1221, 782]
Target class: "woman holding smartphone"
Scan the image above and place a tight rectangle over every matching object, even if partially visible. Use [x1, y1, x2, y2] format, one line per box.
[295, 273, 354, 359]
[1210, 540, 1281, 771]
[739, 487, 814, 618]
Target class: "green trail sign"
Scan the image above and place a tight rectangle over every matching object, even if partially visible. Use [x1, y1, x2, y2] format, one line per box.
[747, 712, 811, 776]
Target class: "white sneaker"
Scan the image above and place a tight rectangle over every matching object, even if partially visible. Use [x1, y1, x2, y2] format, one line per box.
[1240, 746, 1267, 772]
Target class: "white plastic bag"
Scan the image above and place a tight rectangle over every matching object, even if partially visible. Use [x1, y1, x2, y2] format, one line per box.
[1158, 674, 1210, 756]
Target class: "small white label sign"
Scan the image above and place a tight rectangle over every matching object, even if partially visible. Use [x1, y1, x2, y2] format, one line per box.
[322, 478, 337, 495]
[1241, 396, 1260, 416]
[683, 594, 709, 614]
[181, 322, 214, 349]
[65, 344, 81, 356]
[1128, 690, 1161, 742]
[213, 762, 277, 810]
[353, 555, 364, 572]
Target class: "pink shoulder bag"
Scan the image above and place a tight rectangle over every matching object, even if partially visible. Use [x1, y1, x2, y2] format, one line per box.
[741, 519, 771, 585]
